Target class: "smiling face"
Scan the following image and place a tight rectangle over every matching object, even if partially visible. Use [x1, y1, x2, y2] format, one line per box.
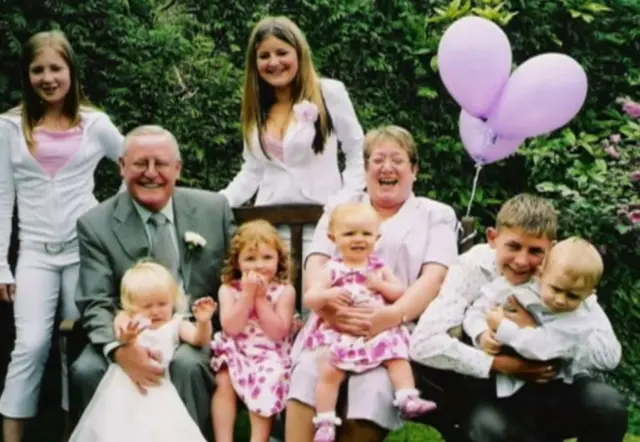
[237, 241, 280, 282]
[120, 132, 182, 212]
[366, 141, 417, 211]
[28, 47, 71, 109]
[255, 35, 299, 90]
[329, 205, 380, 266]
[487, 227, 552, 285]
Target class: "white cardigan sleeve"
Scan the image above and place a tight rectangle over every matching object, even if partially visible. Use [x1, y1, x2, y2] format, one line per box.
[321, 79, 365, 200]
[0, 121, 16, 284]
[219, 141, 264, 208]
[94, 113, 125, 162]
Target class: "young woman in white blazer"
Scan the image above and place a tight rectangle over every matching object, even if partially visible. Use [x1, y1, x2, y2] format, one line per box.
[220, 16, 366, 269]
[0, 31, 124, 442]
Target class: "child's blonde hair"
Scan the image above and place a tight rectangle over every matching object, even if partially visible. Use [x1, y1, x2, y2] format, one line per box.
[496, 193, 558, 240]
[221, 220, 293, 284]
[328, 202, 380, 233]
[543, 236, 604, 293]
[120, 260, 187, 313]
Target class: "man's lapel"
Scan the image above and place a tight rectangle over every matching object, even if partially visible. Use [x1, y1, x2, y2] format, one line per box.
[112, 193, 150, 260]
[173, 191, 199, 293]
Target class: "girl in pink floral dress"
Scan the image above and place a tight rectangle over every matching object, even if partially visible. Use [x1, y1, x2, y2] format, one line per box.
[302, 203, 436, 442]
[210, 220, 297, 442]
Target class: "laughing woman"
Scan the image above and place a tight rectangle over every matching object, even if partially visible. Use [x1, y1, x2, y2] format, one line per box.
[220, 16, 366, 266]
[0, 30, 123, 442]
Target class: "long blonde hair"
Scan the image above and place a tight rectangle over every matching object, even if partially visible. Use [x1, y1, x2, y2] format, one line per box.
[241, 16, 334, 157]
[17, 30, 90, 152]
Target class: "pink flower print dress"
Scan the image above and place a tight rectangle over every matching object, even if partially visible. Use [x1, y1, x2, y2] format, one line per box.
[210, 282, 293, 417]
[301, 256, 411, 373]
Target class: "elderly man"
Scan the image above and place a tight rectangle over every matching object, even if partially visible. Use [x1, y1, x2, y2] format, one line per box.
[70, 125, 235, 438]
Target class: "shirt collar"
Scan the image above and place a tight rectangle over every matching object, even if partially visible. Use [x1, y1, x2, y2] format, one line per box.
[132, 198, 175, 225]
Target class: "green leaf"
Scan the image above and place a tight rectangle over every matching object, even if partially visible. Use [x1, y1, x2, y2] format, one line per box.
[417, 87, 438, 99]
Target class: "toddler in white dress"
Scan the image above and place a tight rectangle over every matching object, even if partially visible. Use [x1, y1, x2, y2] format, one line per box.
[69, 260, 217, 442]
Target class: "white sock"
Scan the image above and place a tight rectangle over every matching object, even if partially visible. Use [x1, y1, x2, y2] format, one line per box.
[394, 388, 419, 405]
[313, 411, 342, 426]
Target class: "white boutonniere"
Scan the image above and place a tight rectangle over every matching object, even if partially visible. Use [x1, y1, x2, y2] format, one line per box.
[293, 100, 319, 123]
[184, 231, 207, 250]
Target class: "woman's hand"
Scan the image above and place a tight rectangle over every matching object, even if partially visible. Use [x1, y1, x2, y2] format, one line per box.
[323, 304, 373, 337]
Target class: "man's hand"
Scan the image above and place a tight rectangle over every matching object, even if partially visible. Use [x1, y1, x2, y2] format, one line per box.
[479, 330, 502, 355]
[192, 296, 217, 323]
[114, 344, 164, 394]
[504, 296, 537, 328]
[491, 354, 557, 383]
[0, 283, 15, 302]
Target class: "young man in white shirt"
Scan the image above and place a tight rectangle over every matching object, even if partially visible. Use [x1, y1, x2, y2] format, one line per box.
[409, 194, 627, 442]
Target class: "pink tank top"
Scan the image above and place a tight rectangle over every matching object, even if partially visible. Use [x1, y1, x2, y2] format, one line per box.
[263, 132, 284, 161]
[33, 126, 83, 177]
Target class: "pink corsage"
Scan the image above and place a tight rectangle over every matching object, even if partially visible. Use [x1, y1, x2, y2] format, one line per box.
[293, 100, 319, 123]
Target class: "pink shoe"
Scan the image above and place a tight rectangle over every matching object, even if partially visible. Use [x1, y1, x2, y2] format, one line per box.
[313, 422, 337, 442]
[398, 396, 437, 418]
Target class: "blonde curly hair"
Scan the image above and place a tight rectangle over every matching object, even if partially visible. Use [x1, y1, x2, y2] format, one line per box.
[221, 219, 294, 285]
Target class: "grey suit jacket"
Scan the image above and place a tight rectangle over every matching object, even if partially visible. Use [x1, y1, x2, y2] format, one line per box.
[75, 187, 235, 348]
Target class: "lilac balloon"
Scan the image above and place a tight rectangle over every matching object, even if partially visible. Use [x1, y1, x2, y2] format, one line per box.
[486, 53, 588, 138]
[459, 109, 524, 165]
[438, 16, 512, 118]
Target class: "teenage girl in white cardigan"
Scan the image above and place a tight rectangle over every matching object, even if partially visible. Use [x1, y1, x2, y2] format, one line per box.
[220, 16, 366, 274]
[0, 30, 124, 442]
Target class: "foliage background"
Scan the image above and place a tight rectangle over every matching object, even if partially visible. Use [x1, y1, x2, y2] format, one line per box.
[1, 0, 639, 438]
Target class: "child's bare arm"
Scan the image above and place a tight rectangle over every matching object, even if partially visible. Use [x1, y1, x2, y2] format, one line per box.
[304, 267, 350, 311]
[219, 284, 253, 336]
[254, 284, 296, 341]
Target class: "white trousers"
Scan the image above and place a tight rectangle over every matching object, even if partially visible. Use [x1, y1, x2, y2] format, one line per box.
[0, 240, 80, 418]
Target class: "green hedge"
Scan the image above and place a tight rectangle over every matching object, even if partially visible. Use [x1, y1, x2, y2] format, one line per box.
[1, 0, 639, 431]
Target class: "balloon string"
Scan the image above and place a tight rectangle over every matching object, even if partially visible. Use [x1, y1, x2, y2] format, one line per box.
[465, 164, 483, 218]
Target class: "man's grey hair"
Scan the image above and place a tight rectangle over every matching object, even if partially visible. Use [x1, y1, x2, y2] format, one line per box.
[122, 125, 182, 161]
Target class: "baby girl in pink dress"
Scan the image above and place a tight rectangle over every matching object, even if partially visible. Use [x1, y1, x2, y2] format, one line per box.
[302, 202, 436, 442]
[210, 220, 297, 442]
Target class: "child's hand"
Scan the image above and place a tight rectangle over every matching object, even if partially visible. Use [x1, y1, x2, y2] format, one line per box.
[117, 315, 150, 345]
[487, 306, 505, 331]
[324, 287, 353, 310]
[242, 271, 267, 299]
[192, 296, 217, 322]
[479, 330, 502, 355]
[365, 271, 384, 291]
